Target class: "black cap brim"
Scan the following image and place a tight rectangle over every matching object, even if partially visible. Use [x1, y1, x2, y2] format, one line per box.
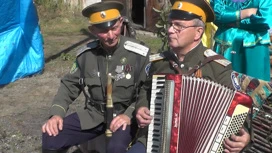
[92, 18, 119, 29]
[82, 1, 124, 18]
[169, 10, 202, 21]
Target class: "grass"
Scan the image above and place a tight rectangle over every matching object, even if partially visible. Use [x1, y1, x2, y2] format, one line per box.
[36, 0, 163, 63]
[136, 32, 162, 54]
[36, 0, 86, 34]
[40, 17, 88, 35]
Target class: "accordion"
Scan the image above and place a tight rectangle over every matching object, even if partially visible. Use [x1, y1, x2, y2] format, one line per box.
[147, 74, 252, 153]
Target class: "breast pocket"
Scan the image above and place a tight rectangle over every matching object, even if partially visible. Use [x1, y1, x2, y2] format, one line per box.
[84, 77, 104, 100]
[114, 78, 135, 101]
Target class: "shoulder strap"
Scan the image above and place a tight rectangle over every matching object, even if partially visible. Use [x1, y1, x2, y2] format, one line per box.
[97, 54, 107, 99]
[77, 53, 92, 108]
[163, 51, 183, 74]
[186, 54, 225, 76]
[134, 54, 141, 84]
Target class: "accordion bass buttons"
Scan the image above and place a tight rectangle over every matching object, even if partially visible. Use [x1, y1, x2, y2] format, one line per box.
[211, 142, 220, 152]
[223, 117, 231, 125]
[218, 116, 231, 137]
[211, 116, 232, 152]
[215, 134, 223, 143]
[219, 125, 227, 134]
[219, 116, 231, 134]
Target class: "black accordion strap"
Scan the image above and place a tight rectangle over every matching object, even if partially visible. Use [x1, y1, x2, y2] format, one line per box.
[186, 54, 225, 76]
[169, 60, 183, 74]
[163, 51, 183, 74]
[163, 51, 225, 75]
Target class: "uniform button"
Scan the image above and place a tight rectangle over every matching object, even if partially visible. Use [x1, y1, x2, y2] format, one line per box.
[180, 64, 184, 68]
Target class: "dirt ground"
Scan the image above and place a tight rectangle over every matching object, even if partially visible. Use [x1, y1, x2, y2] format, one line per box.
[0, 33, 91, 153]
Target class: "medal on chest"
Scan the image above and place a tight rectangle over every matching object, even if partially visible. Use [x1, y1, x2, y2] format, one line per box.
[114, 64, 133, 81]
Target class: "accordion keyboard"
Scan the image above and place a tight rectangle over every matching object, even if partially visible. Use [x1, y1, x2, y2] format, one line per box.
[147, 75, 174, 153]
[147, 75, 165, 153]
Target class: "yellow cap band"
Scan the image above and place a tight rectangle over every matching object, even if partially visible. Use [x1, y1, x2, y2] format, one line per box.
[89, 9, 120, 24]
[172, 1, 206, 22]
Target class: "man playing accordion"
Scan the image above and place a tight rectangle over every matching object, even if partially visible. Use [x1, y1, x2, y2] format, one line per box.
[126, 0, 252, 153]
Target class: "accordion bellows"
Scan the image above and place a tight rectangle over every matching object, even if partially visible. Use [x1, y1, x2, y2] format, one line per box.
[147, 74, 252, 153]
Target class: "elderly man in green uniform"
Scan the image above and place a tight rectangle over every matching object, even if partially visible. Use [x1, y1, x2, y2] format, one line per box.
[126, 0, 251, 153]
[41, 1, 150, 153]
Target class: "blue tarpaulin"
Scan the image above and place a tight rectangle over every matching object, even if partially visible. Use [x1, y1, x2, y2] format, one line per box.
[0, 0, 44, 85]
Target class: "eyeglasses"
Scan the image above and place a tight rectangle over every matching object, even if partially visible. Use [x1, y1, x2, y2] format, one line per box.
[167, 22, 198, 32]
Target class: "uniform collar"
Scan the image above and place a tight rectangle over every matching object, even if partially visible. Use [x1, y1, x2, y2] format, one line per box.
[100, 36, 122, 56]
[181, 42, 205, 64]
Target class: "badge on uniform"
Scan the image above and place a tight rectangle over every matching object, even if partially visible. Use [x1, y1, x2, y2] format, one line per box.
[124, 64, 132, 79]
[70, 61, 78, 74]
[126, 73, 131, 79]
[114, 64, 133, 81]
[115, 72, 126, 81]
[231, 71, 241, 91]
[115, 65, 123, 74]
[145, 63, 151, 76]
[124, 64, 132, 72]
[120, 57, 127, 64]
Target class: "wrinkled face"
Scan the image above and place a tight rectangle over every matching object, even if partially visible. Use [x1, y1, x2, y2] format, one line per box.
[90, 18, 123, 49]
[167, 19, 201, 50]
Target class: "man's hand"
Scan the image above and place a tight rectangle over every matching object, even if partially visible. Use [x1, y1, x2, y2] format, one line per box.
[136, 107, 153, 128]
[41, 115, 63, 136]
[223, 128, 250, 153]
[110, 114, 130, 132]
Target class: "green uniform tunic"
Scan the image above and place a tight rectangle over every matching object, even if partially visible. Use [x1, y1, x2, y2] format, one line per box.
[136, 42, 235, 146]
[49, 35, 150, 130]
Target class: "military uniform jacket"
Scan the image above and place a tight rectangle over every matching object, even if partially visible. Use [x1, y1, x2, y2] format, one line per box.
[49, 35, 150, 130]
[136, 42, 235, 146]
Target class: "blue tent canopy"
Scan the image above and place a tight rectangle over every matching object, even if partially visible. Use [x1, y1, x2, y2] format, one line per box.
[0, 0, 44, 85]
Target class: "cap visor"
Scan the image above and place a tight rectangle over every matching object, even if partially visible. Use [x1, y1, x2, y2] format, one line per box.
[169, 10, 202, 21]
[93, 19, 119, 29]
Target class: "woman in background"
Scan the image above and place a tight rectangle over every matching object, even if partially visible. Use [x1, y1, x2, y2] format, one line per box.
[210, 0, 272, 81]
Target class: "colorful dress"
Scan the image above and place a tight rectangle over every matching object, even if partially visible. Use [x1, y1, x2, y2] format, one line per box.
[210, 0, 272, 81]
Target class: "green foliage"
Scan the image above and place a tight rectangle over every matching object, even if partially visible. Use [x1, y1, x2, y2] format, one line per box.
[153, 3, 172, 52]
[137, 34, 162, 54]
[60, 53, 76, 61]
